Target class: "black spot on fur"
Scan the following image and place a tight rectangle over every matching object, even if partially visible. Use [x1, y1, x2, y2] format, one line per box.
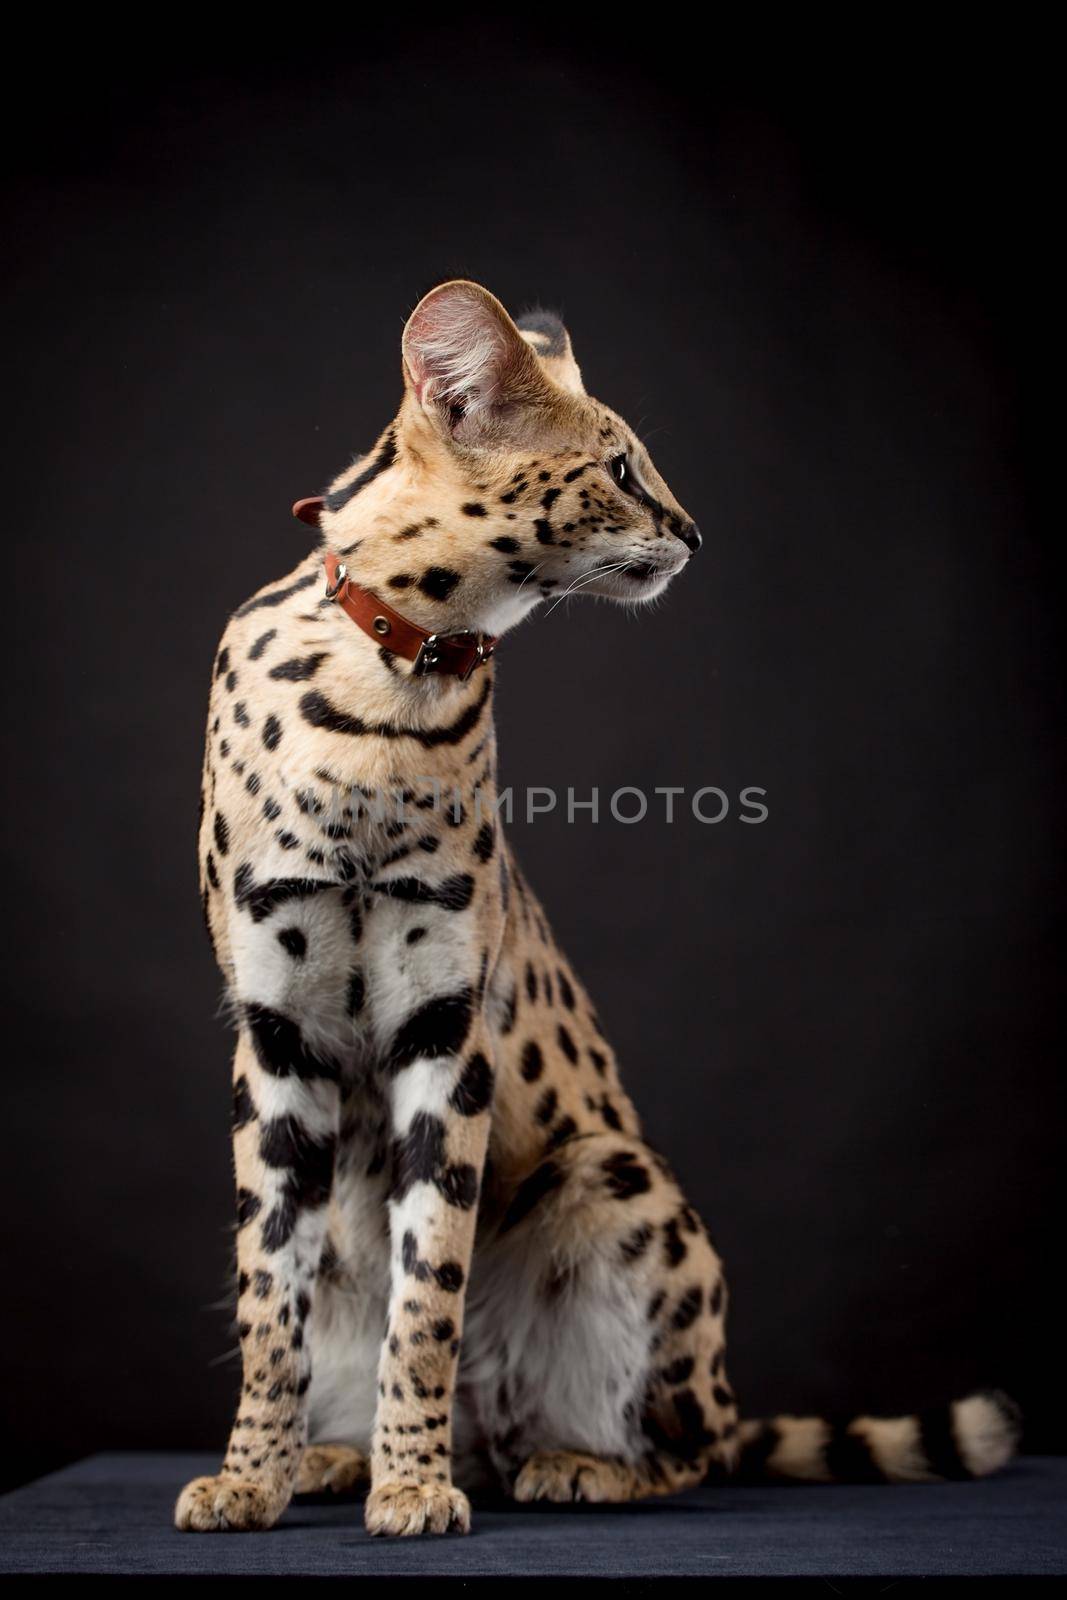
[599, 1097, 623, 1132]
[450, 1052, 494, 1116]
[419, 567, 462, 601]
[439, 1163, 479, 1209]
[546, 1115, 578, 1151]
[472, 822, 495, 863]
[249, 629, 277, 660]
[232, 1075, 257, 1131]
[621, 1223, 653, 1261]
[389, 989, 473, 1074]
[602, 1150, 652, 1200]
[391, 1112, 447, 1203]
[662, 1356, 695, 1386]
[262, 710, 283, 752]
[213, 812, 230, 856]
[462, 503, 487, 517]
[258, 1116, 335, 1213]
[299, 678, 490, 749]
[234, 866, 334, 924]
[490, 536, 519, 553]
[664, 1217, 688, 1267]
[269, 653, 329, 682]
[672, 1286, 704, 1330]
[500, 1160, 564, 1232]
[534, 1087, 558, 1125]
[520, 1040, 544, 1082]
[235, 571, 318, 618]
[373, 873, 474, 913]
[260, 1196, 295, 1252]
[557, 1023, 578, 1064]
[244, 1002, 340, 1082]
[346, 969, 365, 1016]
[325, 430, 397, 513]
[277, 926, 307, 960]
[652, 1387, 717, 1462]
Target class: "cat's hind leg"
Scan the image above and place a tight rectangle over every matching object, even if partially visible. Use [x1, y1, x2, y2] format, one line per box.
[295, 1444, 369, 1494]
[463, 1133, 738, 1503]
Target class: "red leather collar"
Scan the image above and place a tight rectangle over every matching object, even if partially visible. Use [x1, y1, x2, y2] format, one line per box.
[294, 497, 496, 680]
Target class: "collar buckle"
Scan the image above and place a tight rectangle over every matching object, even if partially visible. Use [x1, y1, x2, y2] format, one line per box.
[324, 561, 348, 601]
[412, 633, 442, 676]
[413, 630, 495, 680]
[459, 636, 496, 682]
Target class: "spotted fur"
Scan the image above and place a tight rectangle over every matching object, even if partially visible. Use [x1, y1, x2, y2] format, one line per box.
[177, 283, 1019, 1538]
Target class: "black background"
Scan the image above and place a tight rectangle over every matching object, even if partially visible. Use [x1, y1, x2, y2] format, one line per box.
[3, 23, 1061, 1491]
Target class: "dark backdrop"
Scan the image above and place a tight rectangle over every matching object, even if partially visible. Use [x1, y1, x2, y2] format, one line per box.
[3, 23, 1061, 1490]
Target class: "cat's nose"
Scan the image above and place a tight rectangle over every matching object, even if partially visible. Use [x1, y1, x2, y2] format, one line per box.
[676, 521, 702, 554]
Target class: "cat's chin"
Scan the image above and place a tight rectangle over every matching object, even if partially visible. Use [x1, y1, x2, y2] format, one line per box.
[588, 563, 681, 604]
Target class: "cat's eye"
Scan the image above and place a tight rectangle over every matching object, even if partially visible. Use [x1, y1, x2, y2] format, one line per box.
[609, 453, 628, 485]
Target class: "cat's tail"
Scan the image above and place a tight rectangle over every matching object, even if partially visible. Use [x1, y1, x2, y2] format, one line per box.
[733, 1389, 1021, 1484]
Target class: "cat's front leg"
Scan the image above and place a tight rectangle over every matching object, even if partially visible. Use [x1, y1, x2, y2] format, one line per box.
[366, 1012, 495, 1535]
[363, 877, 499, 1536]
[176, 1021, 340, 1532]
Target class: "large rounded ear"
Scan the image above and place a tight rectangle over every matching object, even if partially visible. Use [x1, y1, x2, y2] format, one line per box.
[516, 309, 585, 396]
[402, 281, 553, 445]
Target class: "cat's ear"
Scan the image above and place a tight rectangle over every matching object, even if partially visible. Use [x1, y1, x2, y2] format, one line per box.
[516, 309, 585, 396]
[402, 281, 554, 445]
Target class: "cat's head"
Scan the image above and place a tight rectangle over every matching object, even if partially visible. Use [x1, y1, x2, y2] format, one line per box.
[322, 280, 700, 638]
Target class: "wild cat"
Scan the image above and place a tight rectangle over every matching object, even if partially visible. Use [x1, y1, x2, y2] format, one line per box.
[178, 280, 1018, 1536]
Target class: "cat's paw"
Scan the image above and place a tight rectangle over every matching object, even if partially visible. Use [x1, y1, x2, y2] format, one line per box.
[364, 1479, 470, 1536]
[512, 1450, 637, 1503]
[295, 1443, 368, 1494]
[174, 1474, 283, 1532]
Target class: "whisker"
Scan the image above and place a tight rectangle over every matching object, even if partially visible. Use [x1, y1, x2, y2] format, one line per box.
[209, 1345, 242, 1368]
[545, 561, 632, 617]
[517, 558, 549, 591]
[547, 562, 627, 608]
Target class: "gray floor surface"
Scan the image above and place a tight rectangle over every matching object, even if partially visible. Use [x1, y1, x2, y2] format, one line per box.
[1, 1452, 1064, 1578]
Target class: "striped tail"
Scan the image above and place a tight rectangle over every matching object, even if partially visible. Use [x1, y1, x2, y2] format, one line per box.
[735, 1390, 1020, 1484]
